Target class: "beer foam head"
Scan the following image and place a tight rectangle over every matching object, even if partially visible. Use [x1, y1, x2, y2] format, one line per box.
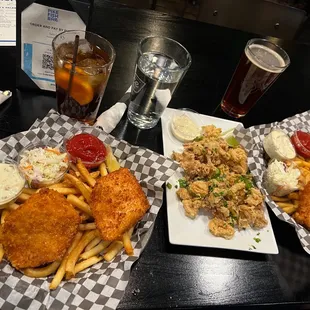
[245, 44, 287, 73]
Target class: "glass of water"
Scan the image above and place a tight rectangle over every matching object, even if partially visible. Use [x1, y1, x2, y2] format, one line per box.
[127, 36, 192, 129]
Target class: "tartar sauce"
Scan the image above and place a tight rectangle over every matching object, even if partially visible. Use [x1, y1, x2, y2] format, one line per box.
[171, 114, 201, 142]
[0, 163, 24, 204]
[263, 129, 296, 161]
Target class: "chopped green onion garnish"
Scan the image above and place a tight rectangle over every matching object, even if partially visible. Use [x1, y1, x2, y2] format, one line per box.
[178, 178, 188, 188]
[193, 136, 203, 142]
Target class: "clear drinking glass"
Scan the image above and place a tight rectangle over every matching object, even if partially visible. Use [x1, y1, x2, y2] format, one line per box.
[221, 38, 290, 118]
[52, 30, 115, 125]
[127, 36, 192, 129]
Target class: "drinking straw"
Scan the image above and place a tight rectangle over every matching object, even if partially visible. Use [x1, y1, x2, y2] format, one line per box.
[66, 35, 80, 101]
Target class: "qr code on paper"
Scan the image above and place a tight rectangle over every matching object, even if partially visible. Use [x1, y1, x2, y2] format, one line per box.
[48, 9, 59, 22]
[42, 54, 54, 70]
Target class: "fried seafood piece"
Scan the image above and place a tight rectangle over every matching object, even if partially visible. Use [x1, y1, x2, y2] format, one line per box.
[207, 188, 227, 208]
[293, 182, 310, 230]
[253, 210, 268, 229]
[188, 180, 209, 197]
[176, 188, 192, 200]
[1, 188, 80, 269]
[209, 218, 235, 239]
[182, 199, 204, 219]
[245, 188, 264, 207]
[226, 147, 248, 175]
[226, 182, 246, 205]
[202, 125, 222, 138]
[172, 151, 216, 179]
[90, 168, 150, 241]
[213, 206, 230, 219]
[238, 205, 267, 230]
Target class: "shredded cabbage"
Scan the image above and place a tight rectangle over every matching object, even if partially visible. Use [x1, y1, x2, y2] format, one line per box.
[20, 147, 68, 183]
[265, 159, 300, 196]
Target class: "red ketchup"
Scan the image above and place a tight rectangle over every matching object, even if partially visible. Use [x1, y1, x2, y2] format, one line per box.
[291, 131, 310, 159]
[66, 133, 107, 168]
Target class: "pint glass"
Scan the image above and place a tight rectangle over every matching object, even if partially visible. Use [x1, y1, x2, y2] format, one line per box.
[221, 38, 290, 118]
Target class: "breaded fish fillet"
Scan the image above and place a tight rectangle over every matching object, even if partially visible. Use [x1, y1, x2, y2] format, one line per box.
[90, 168, 150, 241]
[1, 188, 80, 269]
[293, 182, 310, 230]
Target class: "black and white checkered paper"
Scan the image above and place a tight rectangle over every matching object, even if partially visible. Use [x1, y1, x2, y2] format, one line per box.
[0, 109, 179, 310]
[233, 110, 310, 255]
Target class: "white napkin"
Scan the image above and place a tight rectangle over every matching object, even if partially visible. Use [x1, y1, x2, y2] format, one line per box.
[0, 90, 12, 105]
[154, 88, 171, 109]
[95, 102, 127, 133]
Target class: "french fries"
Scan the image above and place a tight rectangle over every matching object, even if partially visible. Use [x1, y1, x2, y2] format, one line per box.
[50, 231, 83, 290]
[48, 181, 73, 189]
[90, 171, 100, 179]
[277, 202, 297, 209]
[1, 209, 9, 224]
[288, 192, 299, 200]
[294, 159, 310, 169]
[79, 223, 96, 231]
[270, 196, 290, 202]
[65, 174, 91, 203]
[8, 203, 19, 211]
[69, 162, 78, 172]
[65, 230, 98, 279]
[83, 183, 92, 193]
[77, 159, 96, 187]
[282, 206, 298, 215]
[74, 256, 104, 275]
[80, 240, 111, 260]
[99, 162, 108, 176]
[67, 194, 92, 216]
[23, 261, 61, 278]
[275, 199, 299, 215]
[122, 227, 134, 256]
[80, 213, 91, 222]
[16, 193, 30, 203]
[0, 145, 137, 290]
[0, 244, 4, 262]
[85, 236, 101, 252]
[22, 188, 37, 195]
[103, 241, 124, 262]
[0, 204, 9, 210]
[50, 188, 80, 195]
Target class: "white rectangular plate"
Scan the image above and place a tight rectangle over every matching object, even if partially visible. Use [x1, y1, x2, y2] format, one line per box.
[161, 108, 278, 254]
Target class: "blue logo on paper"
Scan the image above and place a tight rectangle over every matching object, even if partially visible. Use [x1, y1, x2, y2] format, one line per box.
[48, 9, 59, 22]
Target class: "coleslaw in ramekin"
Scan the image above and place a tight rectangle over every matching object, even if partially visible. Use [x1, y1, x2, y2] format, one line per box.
[18, 141, 69, 188]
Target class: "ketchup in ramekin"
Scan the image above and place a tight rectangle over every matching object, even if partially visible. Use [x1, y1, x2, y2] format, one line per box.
[66, 133, 107, 168]
[291, 130, 310, 159]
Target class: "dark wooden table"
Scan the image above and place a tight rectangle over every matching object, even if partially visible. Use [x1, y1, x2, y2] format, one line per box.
[2, 1, 310, 309]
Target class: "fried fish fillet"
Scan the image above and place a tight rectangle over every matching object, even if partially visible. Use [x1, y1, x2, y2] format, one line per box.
[90, 168, 150, 241]
[1, 188, 80, 269]
[293, 182, 310, 230]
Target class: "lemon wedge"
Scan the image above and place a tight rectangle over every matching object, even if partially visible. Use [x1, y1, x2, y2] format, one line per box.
[225, 136, 239, 147]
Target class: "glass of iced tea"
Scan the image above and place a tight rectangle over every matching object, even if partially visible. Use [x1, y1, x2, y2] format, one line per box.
[52, 30, 115, 124]
[221, 38, 290, 118]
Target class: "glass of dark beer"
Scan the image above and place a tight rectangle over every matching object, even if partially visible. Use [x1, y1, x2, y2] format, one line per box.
[221, 38, 290, 118]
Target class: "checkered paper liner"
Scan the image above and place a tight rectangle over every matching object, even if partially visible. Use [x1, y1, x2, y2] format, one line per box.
[233, 110, 310, 255]
[0, 109, 179, 310]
